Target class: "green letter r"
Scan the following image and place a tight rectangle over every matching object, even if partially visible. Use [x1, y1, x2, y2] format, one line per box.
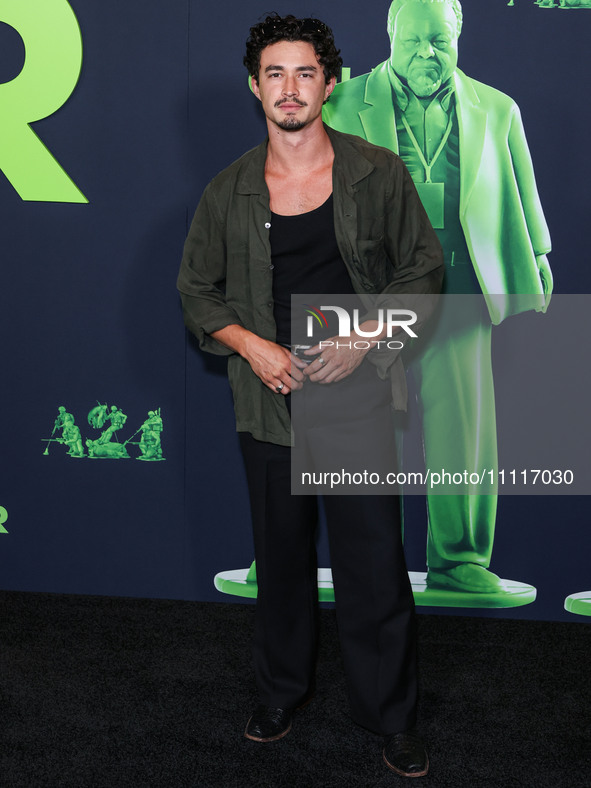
[0, 0, 87, 203]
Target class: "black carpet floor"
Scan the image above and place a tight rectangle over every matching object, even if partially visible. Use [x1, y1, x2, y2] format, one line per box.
[0, 591, 589, 788]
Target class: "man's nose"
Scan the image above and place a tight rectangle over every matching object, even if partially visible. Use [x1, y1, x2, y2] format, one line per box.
[417, 40, 435, 59]
[282, 76, 299, 95]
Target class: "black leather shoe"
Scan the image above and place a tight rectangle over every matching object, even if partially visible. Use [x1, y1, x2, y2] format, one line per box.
[383, 730, 429, 777]
[244, 705, 293, 742]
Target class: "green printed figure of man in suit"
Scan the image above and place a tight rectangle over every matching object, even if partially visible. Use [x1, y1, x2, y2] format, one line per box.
[324, 0, 552, 594]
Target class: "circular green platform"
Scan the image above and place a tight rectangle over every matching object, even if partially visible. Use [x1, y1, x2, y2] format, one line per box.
[564, 591, 591, 616]
[409, 571, 536, 608]
[214, 567, 537, 608]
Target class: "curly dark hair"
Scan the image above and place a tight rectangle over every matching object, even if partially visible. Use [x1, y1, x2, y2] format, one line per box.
[244, 13, 342, 84]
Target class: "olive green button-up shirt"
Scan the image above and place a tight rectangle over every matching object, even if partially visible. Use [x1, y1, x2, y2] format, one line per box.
[178, 126, 443, 446]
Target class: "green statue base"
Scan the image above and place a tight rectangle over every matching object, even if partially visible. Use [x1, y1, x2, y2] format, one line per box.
[213, 566, 536, 608]
[564, 592, 591, 616]
[214, 566, 337, 602]
[410, 571, 536, 608]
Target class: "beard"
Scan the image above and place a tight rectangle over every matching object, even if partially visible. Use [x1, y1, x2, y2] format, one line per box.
[276, 116, 308, 131]
[273, 99, 308, 131]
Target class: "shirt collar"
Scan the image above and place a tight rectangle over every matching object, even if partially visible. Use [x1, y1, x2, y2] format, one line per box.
[237, 125, 375, 195]
[388, 64, 455, 113]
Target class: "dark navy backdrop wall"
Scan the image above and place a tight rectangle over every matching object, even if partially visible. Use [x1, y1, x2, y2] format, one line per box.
[1, 1, 192, 598]
[1, 1, 588, 620]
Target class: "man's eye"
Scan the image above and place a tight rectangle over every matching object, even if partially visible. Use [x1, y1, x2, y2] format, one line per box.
[434, 39, 449, 49]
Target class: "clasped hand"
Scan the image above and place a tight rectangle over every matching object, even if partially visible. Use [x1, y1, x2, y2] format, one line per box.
[243, 336, 306, 395]
[302, 334, 372, 384]
[244, 334, 375, 394]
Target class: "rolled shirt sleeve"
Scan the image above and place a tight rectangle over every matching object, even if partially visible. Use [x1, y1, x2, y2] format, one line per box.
[177, 184, 244, 356]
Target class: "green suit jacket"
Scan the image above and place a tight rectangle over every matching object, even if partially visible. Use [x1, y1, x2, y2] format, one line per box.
[324, 63, 552, 323]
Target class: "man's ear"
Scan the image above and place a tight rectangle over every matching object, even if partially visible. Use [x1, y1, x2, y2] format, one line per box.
[324, 75, 336, 101]
[250, 75, 261, 100]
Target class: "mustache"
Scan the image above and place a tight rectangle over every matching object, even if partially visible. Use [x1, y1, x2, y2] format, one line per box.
[274, 98, 307, 107]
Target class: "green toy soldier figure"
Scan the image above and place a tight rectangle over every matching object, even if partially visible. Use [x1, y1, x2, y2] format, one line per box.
[97, 404, 127, 444]
[43, 406, 83, 456]
[138, 409, 163, 460]
[55, 405, 74, 433]
[62, 420, 85, 457]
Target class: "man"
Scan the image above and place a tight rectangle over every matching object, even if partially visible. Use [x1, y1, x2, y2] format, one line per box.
[178, 14, 443, 777]
[324, 0, 552, 594]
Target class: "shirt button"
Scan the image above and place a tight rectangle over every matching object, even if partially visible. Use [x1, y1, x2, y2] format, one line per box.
[269, 264, 274, 270]
[264, 222, 271, 229]
[267, 302, 273, 308]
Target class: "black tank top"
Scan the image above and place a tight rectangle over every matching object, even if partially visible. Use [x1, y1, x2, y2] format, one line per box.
[270, 195, 358, 345]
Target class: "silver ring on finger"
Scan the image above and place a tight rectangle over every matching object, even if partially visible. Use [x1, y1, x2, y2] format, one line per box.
[317, 357, 325, 366]
[275, 382, 284, 392]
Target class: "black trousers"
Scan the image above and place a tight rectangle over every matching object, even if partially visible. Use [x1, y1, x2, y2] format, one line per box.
[238, 368, 418, 736]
